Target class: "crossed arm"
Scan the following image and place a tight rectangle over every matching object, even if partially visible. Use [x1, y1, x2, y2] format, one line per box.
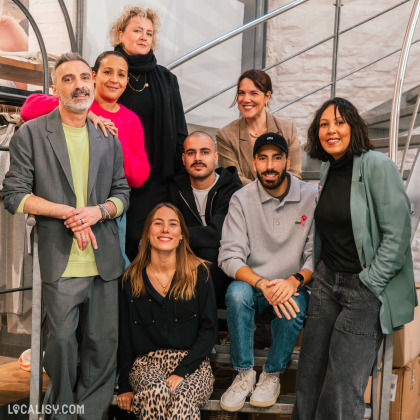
[22, 195, 117, 251]
[235, 265, 312, 319]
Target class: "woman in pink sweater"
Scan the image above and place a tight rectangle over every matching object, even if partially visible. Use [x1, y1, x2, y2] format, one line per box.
[21, 51, 150, 189]
[22, 51, 150, 265]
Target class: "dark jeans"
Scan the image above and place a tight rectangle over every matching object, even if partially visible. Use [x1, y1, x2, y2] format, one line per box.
[292, 260, 383, 420]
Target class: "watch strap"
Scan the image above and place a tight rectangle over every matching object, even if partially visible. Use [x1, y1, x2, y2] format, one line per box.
[293, 272, 305, 289]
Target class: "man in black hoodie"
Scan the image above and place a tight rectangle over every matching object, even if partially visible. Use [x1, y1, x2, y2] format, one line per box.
[168, 131, 242, 307]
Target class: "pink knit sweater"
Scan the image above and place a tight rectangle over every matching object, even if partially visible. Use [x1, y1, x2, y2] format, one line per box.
[21, 94, 150, 188]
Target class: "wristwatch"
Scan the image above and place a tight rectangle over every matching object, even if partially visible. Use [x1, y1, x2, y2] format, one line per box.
[293, 272, 305, 290]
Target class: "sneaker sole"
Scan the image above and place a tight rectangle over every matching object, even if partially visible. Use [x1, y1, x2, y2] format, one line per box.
[249, 386, 281, 408]
[220, 398, 246, 412]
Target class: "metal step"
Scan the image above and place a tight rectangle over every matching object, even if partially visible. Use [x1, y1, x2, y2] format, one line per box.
[371, 134, 420, 149]
[363, 85, 420, 138]
[211, 344, 299, 369]
[201, 389, 373, 417]
[368, 113, 420, 139]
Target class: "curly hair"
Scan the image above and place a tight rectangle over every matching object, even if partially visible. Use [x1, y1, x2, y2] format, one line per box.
[109, 4, 161, 51]
[305, 97, 374, 161]
[231, 69, 272, 107]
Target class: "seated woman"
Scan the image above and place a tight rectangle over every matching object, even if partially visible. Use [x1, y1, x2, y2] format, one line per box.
[117, 203, 218, 419]
[292, 97, 417, 420]
[20, 50, 150, 265]
[216, 69, 301, 185]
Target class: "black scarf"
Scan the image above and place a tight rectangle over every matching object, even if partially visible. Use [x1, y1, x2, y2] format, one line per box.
[115, 45, 176, 178]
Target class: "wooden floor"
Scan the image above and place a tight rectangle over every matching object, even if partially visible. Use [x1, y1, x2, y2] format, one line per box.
[0, 361, 49, 407]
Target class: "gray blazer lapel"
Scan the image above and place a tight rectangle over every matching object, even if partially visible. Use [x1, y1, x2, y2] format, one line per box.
[350, 154, 367, 262]
[46, 109, 75, 194]
[87, 120, 103, 200]
[238, 117, 256, 176]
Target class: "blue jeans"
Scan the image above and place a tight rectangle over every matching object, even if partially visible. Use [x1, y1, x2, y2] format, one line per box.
[292, 260, 383, 420]
[116, 213, 130, 269]
[225, 280, 309, 373]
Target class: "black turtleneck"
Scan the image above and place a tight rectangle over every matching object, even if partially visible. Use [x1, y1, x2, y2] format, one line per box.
[315, 154, 362, 273]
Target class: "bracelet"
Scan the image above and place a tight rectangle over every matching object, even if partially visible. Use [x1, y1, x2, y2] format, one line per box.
[97, 204, 110, 221]
[254, 277, 265, 289]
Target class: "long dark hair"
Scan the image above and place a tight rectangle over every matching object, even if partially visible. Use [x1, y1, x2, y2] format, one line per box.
[305, 97, 374, 161]
[122, 203, 209, 300]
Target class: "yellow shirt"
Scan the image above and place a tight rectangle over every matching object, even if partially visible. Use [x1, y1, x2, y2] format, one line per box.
[61, 123, 98, 277]
[17, 123, 124, 278]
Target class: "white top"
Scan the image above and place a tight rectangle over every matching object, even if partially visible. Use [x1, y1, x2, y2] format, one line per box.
[192, 173, 219, 225]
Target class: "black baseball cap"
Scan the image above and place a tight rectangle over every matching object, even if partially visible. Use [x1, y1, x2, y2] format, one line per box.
[253, 132, 289, 156]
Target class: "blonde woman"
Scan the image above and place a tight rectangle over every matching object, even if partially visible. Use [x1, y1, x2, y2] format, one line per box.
[117, 203, 217, 419]
[110, 6, 188, 261]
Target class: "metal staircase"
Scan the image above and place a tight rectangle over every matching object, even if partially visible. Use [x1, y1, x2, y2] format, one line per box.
[2, 1, 420, 419]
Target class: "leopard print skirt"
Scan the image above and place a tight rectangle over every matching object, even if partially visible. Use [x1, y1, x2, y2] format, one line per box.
[129, 349, 214, 419]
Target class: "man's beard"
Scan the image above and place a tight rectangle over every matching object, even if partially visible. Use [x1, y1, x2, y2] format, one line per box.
[59, 88, 95, 114]
[257, 167, 287, 190]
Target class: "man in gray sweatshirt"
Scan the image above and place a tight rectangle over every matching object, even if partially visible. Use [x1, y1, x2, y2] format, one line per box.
[218, 132, 317, 412]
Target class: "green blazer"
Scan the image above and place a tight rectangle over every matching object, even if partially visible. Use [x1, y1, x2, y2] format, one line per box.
[314, 150, 417, 334]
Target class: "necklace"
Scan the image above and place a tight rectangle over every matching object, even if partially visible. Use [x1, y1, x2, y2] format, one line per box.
[128, 73, 149, 92]
[150, 265, 173, 295]
[248, 126, 268, 138]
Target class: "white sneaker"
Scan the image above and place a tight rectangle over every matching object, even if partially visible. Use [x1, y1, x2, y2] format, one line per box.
[220, 370, 256, 412]
[249, 371, 281, 407]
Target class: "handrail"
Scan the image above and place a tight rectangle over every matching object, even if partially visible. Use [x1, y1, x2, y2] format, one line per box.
[400, 87, 420, 174]
[0, 286, 32, 295]
[330, 0, 342, 97]
[389, 0, 420, 162]
[270, 37, 420, 114]
[184, 0, 412, 114]
[166, 0, 309, 71]
[58, 0, 77, 52]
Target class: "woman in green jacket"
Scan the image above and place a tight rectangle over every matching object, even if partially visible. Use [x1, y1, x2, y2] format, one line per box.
[292, 97, 417, 420]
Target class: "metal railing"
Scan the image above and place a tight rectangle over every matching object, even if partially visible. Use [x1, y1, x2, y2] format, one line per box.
[175, 0, 412, 115]
[166, 0, 309, 71]
[390, 0, 420, 161]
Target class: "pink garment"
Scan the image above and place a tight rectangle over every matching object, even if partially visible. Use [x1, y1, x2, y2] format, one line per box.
[21, 94, 150, 188]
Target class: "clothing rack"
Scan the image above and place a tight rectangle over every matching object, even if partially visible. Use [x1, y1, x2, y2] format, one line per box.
[0, 86, 35, 107]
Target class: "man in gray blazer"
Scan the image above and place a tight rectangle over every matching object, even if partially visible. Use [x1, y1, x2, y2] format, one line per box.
[3, 52, 130, 419]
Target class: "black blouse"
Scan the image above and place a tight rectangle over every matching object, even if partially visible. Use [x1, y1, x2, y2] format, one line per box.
[117, 265, 218, 394]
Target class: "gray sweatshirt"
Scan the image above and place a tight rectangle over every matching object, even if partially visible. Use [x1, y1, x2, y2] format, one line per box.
[218, 175, 317, 281]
